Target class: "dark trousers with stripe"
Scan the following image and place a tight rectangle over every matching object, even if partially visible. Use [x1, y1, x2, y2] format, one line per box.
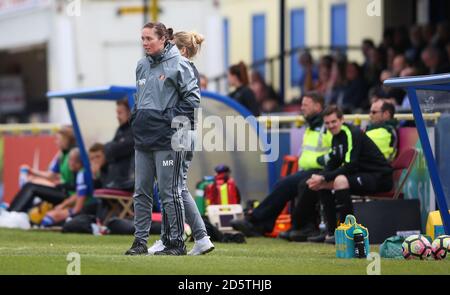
[133, 149, 185, 247]
[161, 130, 208, 243]
[250, 169, 320, 232]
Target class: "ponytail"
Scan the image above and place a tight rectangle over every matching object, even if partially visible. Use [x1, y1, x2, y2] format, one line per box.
[173, 31, 205, 59]
[229, 61, 249, 86]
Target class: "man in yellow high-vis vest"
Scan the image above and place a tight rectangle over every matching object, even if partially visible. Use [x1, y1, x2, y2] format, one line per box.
[366, 99, 398, 161]
[231, 92, 332, 239]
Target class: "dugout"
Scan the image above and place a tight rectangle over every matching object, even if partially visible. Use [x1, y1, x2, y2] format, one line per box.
[384, 73, 450, 235]
[47, 87, 274, 203]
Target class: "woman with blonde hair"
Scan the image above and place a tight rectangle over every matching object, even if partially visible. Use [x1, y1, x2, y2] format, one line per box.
[10, 126, 78, 212]
[147, 30, 215, 256]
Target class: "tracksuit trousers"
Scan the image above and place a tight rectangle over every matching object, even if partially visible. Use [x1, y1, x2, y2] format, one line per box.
[160, 130, 208, 244]
[133, 149, 186, 248]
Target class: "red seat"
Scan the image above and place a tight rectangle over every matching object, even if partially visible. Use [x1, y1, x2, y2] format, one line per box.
[366, 148, 418, 199]
[93, 188, 132, 198]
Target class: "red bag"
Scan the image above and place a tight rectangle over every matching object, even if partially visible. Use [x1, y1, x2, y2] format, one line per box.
[205, 172, 240, 205]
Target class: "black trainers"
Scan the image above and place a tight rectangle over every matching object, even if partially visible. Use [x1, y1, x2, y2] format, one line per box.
[307, 233, 327, 243]
[279, 224, 320, 242]
[324, 235, 335, 244]
[154, 245, 187, 256]
[124, 238, 148, 256]
[230, 219, 264, 237]
[278, 230, 292, 241]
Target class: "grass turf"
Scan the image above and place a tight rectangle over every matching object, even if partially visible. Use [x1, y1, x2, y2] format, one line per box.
[0, 228, 449, 275]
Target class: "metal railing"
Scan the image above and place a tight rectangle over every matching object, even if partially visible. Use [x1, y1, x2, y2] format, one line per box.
[0, 123, 61, 135]
[257, 113, 442, 128]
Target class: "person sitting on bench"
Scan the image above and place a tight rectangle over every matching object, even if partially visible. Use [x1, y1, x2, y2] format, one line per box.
[305, 106, 393, 244]
[41, 148, 96, 227]
[231, 92, 332, 238]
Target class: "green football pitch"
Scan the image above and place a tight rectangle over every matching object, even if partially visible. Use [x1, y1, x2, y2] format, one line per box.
[0, 228, 449, 275]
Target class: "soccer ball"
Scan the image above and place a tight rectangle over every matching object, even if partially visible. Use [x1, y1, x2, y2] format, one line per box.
[431, 235, 450, 260]
[402, 234, 432, 260]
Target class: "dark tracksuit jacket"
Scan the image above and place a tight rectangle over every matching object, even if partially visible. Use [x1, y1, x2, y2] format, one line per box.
[318, 123, 393, 234]
[104, 122, 134, 190]
[319, 123, 393, 183]
[228, 85, 260, 116]
[131, 42, 200, 151]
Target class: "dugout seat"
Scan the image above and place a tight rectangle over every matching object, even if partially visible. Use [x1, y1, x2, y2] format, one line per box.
[364, 147, 418, 200]
[94, 189, 134, 222]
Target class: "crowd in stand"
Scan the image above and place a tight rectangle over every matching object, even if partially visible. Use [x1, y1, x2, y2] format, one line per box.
[226, 22, 450, 115]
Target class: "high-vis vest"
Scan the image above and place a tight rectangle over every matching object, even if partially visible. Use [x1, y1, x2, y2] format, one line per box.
[366, 127, 397, 161]
[298, 125, 332, 170]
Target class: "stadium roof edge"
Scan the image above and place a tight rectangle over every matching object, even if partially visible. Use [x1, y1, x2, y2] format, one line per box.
[384, 73, 450, 88]
[47, 85, 136, 100]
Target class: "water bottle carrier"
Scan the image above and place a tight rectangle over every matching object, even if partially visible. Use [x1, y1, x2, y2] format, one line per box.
[335, 214, 370, 259]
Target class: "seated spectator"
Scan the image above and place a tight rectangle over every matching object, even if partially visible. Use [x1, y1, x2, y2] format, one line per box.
[306, 106, 393, 244]
[314, 55, 333, 98]
[326, 55, 347, 107]
[366, 100, 398, 161]
[228, 62, 260, 116]
[298, 50, 318, 94]
[421, 46, 450, 74]
[422, 24, 436, 45]
[380, 69, 393, 83]
[405, 25, 426, 64]
[365, 47, 386, 88]
[342, 62, 368, 112]
[361, 39, 376, 72]
[261, 95, 281, 113]
[231, 92, 332, 239]
[393, 26, 411, 53]
[432, 21, 450, 49]
[286, 101, 398, 243]
[88, 143, 116, 222]
[41, 148, 96, 227]
[9, 127, 77, 212]
[89, 143, 110, 189]
[250, 71, 268, 106]
[392, 54, 408, 77]
[250, 71, 281, 113]
[400, 66, 418, 77]
[199, 73, 208, 90]
[370, 70, 405, 107]
[102, 99, 134, 191]
[19, 126, 76, 188]
[399, 66, 420, 109]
